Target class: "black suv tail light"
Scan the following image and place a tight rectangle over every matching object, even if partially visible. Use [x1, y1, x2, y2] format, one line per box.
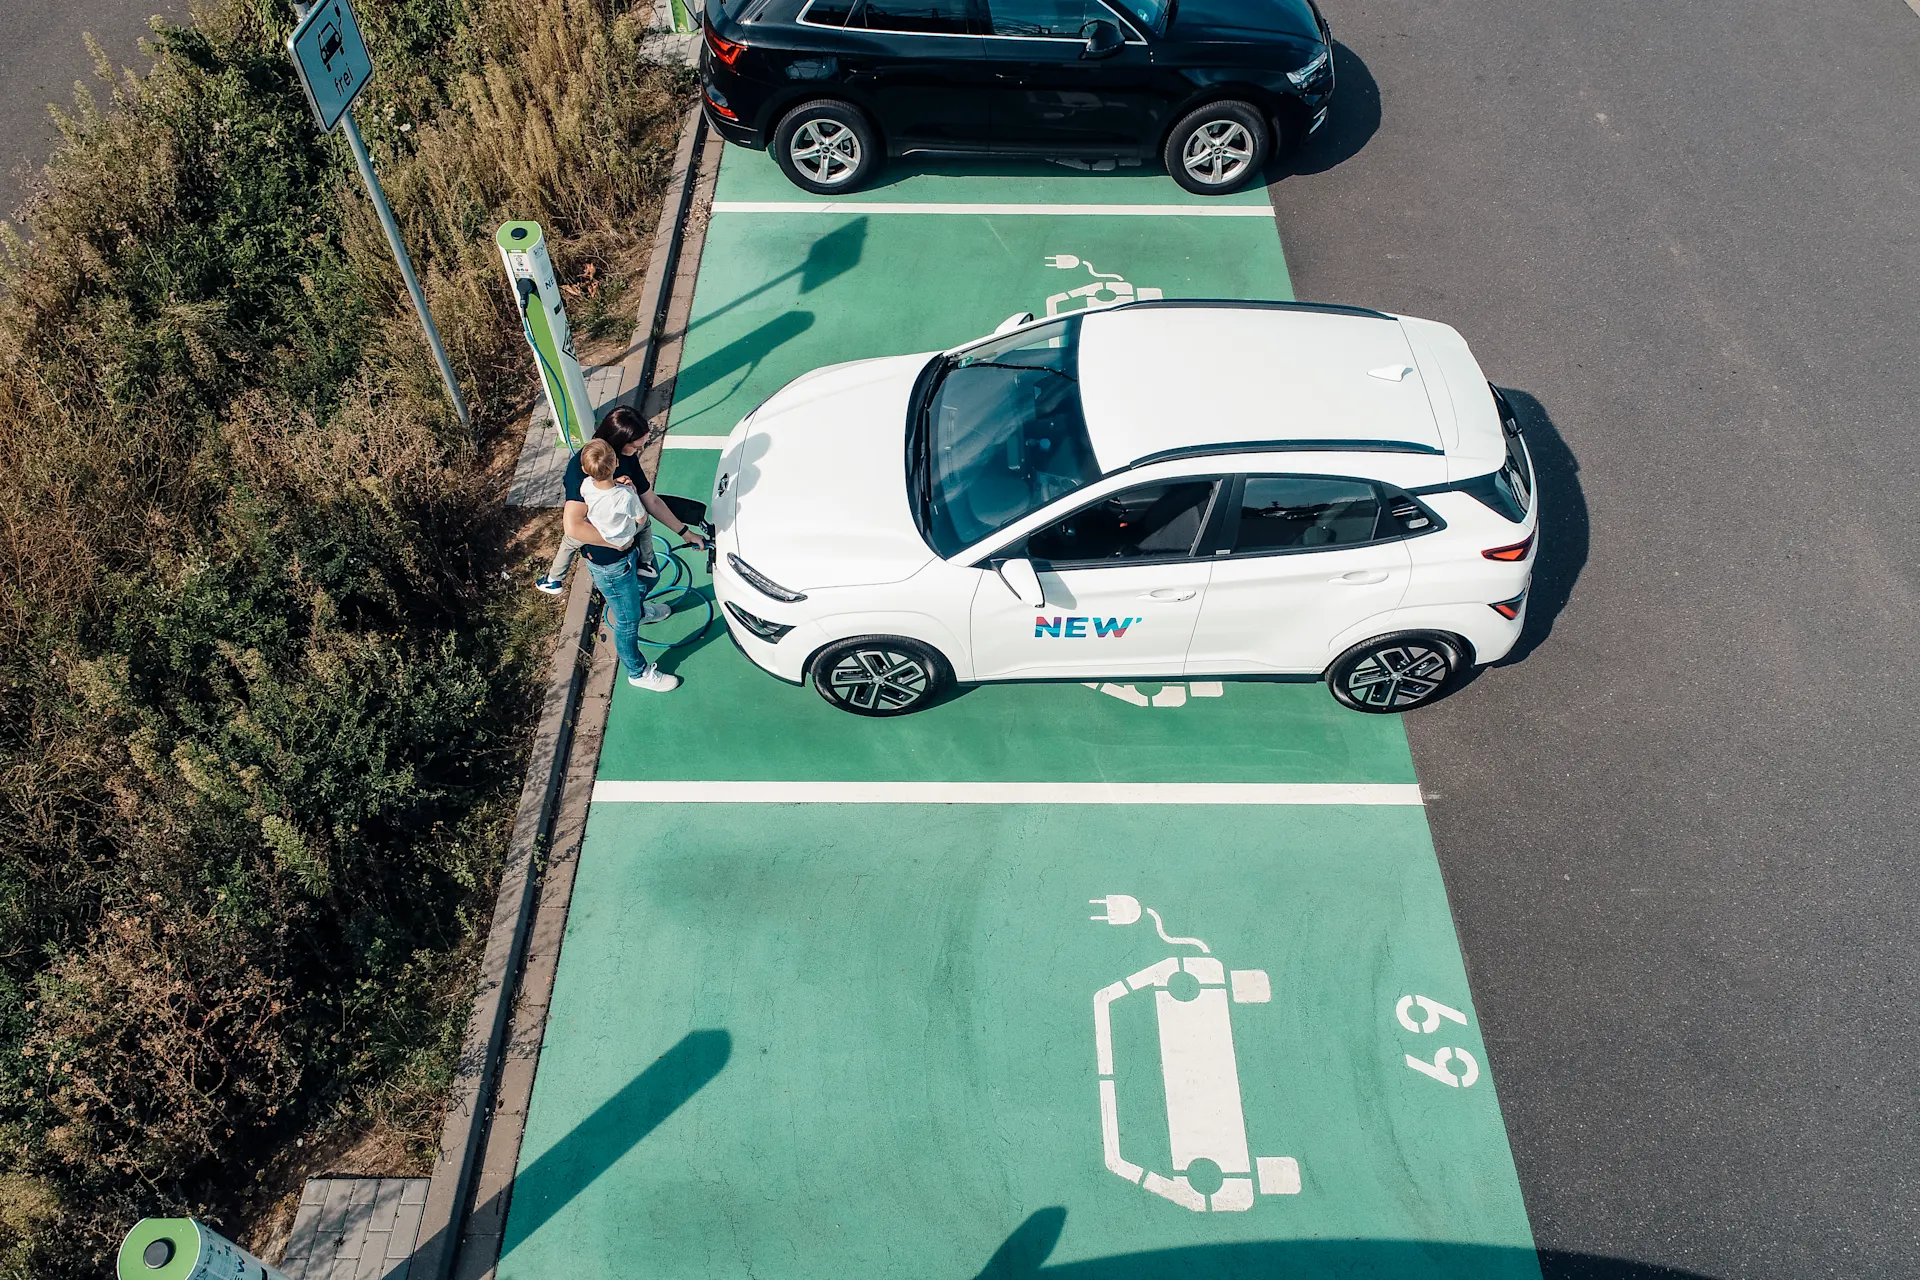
[706, 24, 745, 67]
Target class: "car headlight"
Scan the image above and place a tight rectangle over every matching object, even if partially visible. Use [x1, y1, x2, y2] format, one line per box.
[1287, 47, 1330, 88]
[727, 553, 807, 603]
[725, 601, 796, 643]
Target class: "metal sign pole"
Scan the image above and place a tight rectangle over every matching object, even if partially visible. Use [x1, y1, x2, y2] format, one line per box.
[289, 0, 471, 437]
[339, 106, 472, 437]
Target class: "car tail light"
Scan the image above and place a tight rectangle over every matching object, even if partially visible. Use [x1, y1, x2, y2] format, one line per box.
[1482, 533, 1534, 562]
[704, 85, 738, 120]
[1489, 591, 1527, 620]
[705, 24, 745, 67]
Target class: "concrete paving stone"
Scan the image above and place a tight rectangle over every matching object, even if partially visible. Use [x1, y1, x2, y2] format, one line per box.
[351, 1233, 391, 1280]
[367, 1178, 404, 1236]
[387, 1198, 427, 1256]
[314, 1179, 354, 1255]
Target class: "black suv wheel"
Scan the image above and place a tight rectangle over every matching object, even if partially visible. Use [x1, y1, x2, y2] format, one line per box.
[1163, 100, 1270, 195]
[1326, 633, 1467, 713]
[811, 637, 952, 716]
[772, 99, 880, 195]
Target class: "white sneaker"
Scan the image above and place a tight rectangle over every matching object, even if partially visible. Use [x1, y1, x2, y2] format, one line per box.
[628, 667, 680, 692]
[640, 600, 671, 623]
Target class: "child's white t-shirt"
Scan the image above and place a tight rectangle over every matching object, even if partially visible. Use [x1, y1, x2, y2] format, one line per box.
[583, 477, 645, 550]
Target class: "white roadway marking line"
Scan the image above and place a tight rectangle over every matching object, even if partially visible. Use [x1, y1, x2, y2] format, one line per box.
[711, 201, 1275, 217]
[661, 436, 730, 449]
[591, 780, 1423, 805]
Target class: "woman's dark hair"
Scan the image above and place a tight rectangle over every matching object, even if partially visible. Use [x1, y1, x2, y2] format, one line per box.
[596, 404, 648, 451]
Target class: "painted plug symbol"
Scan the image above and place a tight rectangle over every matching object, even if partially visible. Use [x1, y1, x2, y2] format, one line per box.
[1091, 896, 1299, 1212]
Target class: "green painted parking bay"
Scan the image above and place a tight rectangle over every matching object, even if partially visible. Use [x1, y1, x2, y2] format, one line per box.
[497, 150, 1538, 1277]
[497, 804, 1536, 1279]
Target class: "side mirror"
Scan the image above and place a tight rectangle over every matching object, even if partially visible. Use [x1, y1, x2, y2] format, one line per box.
[1081, 19, 1124, 59]
[996, 558, 1047, 608]
[994, 311, 1035, 334]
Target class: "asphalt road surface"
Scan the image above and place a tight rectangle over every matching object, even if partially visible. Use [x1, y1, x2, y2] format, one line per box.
[1274, 1, 1920, 1275]
[1, 0, 186, 229]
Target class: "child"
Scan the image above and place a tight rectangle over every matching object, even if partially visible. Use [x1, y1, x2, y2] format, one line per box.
[536, 439, 637, 594]
[577, 438, 644, 551]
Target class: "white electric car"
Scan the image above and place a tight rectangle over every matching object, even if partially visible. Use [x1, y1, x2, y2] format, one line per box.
[709, 301, 1537, 717]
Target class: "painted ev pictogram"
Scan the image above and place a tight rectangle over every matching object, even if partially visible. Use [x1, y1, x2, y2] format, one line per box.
[1090, 894, 1303, 1212]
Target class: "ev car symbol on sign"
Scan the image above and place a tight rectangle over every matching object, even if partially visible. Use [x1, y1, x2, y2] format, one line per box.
[1091, 895, 1302, 1212]
[1396, 993, 1481, 1088]
[287, 0, 373, 133]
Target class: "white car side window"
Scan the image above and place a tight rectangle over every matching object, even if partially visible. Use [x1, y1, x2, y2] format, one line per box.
[1027, 479, 1219, 565]
[1232, 476, 1382, 554]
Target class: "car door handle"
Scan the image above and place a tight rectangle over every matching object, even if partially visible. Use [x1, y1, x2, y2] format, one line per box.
[1139, 589, 1197, 602]
[1332, 570, 1389, 585]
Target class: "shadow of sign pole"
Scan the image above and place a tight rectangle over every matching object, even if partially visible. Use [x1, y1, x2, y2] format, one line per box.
[490, 1029, 733, 1257]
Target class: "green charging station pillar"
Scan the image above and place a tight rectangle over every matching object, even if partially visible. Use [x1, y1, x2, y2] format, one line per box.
[117, 1218, 292, 1280]
[497, 220, 594, 452]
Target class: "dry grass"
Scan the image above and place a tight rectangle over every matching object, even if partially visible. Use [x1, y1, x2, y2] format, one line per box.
[0, 2, 691, 1275]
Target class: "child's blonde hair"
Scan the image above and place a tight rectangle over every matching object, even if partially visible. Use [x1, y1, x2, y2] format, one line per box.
[581, 438, 617, 481]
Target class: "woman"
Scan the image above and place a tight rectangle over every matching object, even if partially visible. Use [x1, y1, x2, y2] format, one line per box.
[557, 406, 706, 692]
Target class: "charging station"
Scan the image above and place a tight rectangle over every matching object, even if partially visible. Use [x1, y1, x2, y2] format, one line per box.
[118, 1217, 291, 1280]
[496, 221, 593, 452]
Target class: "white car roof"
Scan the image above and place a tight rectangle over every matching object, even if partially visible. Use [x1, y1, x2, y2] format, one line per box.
[1075, 304, 1500, 477]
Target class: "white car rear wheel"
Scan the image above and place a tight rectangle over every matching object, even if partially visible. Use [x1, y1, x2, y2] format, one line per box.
[1327, 632, 1467, 713]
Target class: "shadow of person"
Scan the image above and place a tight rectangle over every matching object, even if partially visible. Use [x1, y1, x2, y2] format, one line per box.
[973, 1208, 1723, 1280]
[1278, 42, 1380, 178]
[1496, 387, 1588, 664]
[490, 1029, 731, 1254]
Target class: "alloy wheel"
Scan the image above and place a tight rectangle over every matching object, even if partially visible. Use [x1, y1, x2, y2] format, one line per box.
[788, 119, 862, 186]
[825, 647, 931, 712]
[1181, 120, 1255, 186]
[1341, 643, 1453, 710]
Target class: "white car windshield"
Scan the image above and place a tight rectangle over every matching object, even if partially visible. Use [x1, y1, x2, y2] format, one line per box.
[910, 317, 1102, 559]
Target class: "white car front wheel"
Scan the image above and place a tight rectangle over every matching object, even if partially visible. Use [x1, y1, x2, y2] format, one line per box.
[811, 636, 953, 717]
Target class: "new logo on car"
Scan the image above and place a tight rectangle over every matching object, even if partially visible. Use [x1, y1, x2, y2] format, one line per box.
[1035, 616, 1143, 639]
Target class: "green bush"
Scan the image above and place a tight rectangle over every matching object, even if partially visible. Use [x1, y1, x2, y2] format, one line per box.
[0, 1, 690, 1274]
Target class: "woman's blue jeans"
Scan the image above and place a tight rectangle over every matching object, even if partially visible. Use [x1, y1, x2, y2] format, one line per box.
[585, 548, 657, 680]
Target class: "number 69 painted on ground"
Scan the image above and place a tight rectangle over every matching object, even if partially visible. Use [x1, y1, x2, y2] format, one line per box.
[1396, 994, 1480, 1089]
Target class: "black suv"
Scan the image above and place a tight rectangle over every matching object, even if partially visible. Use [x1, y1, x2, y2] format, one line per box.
[699, 0, 1334, 195]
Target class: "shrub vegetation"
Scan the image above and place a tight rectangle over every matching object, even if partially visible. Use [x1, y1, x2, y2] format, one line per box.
[0, 1, 689, 1273]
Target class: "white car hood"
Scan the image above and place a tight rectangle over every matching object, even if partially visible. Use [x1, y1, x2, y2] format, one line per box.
[717, 353, 938, 592]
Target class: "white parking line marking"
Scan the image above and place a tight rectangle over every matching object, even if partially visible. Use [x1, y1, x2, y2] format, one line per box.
[662, 435, 730, 448]
[592, 781, 1423, 805]
[712, 201, 1276, 217]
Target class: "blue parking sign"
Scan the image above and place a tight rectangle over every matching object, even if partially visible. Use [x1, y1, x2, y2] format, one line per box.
[288, 0, 372, 133]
